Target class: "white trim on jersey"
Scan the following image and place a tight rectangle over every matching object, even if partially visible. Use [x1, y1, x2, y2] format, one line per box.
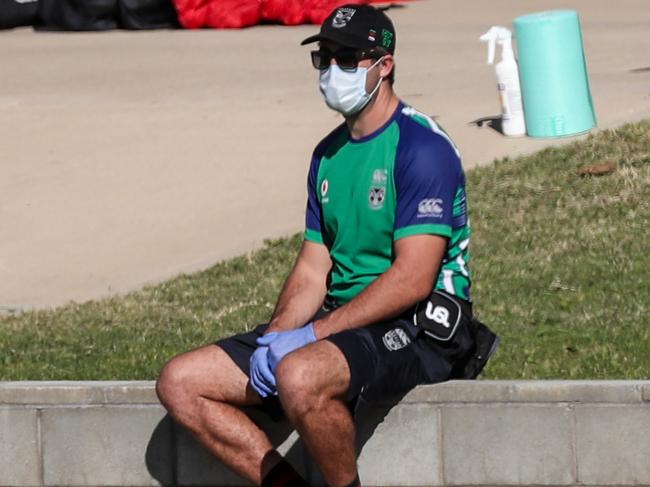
[401, 106, 461, 158]
[442, 269, 456, 295]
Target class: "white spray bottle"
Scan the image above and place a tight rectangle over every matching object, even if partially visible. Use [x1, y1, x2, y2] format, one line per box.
[480, 26, 526, 136]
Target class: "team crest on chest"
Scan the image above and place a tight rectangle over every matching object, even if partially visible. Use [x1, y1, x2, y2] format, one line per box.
[369, 169, 388, 210]
[369, 187, 385, 209]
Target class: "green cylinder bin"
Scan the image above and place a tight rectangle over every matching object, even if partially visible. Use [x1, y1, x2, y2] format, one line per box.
[514, 10, 596, 138]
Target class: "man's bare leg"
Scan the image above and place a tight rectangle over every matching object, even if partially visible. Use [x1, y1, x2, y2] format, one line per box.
[156, 345, 282, 485]
[275, 340, 358, 487]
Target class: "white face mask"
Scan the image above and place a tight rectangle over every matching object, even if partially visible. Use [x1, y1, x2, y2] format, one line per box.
[319, 57, 384, 116]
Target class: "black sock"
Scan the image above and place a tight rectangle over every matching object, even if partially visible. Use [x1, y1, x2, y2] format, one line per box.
[261, 460, 310, 487]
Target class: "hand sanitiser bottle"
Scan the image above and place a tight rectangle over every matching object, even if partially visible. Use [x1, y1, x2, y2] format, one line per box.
[480, 26, 526, 136]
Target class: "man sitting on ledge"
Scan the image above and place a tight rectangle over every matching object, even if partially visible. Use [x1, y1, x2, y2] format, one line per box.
[156, 5, 499, 487]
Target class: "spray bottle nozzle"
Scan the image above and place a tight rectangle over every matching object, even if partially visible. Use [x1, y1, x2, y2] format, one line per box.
[480, 26, 514, 64]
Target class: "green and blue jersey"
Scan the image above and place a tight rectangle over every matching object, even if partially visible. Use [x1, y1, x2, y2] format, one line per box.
[305, 102, 471, 305]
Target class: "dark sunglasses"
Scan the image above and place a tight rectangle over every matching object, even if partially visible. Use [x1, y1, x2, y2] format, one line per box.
[310, 48, 386, 71]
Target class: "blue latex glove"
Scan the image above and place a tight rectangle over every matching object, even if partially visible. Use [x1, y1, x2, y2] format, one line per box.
[256, 323, 317, 372]
[249, 332, 278, 397]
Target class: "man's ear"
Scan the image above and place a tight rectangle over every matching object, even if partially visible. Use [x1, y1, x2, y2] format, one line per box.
[379, 55, 394, 79]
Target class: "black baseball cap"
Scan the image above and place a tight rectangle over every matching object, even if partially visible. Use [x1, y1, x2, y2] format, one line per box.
[300, 4, 396, 54]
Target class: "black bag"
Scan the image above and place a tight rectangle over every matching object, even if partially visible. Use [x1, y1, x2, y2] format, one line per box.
[36, 0, 119, 30]
[119, 0, 178, 29]
[0, 0, 38, 29]
[450, 317, 500, 379]
[413, 290, 464, 341]
[412, 290, 500, 379]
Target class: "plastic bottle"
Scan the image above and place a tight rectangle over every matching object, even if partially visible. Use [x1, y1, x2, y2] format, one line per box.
[480, 26, 526, 136]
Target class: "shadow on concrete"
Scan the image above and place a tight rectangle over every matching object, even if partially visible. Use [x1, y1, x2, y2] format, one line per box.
[145, 395, 405, 486]
[145, 415, 176, 486]
[470, 115, 504, 135]
[354, 392, 407, 452]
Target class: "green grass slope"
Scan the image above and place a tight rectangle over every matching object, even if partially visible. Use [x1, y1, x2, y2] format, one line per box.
[1, 121, 648, 380]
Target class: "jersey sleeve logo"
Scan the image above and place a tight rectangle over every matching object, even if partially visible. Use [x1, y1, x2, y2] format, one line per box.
[417, 198, 443, 218]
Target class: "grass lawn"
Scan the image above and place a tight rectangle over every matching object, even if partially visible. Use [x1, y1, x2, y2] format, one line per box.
[1, 121, 649, 380]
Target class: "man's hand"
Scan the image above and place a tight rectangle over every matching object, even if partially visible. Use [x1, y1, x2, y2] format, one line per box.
[249, 335, 278, 397]
[257, 324, 317, 372]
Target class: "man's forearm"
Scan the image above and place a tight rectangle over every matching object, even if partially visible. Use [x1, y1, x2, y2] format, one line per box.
[267, 266, 327, 333]
[312, 261, 434, 340]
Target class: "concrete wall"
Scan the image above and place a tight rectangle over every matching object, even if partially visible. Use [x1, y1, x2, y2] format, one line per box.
[1, 381, 649, 487]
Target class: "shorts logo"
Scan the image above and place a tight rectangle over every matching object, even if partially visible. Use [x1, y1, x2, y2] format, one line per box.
[332, 8, 355, 28]
[382, 328, 411, 351]
[417, 198, 443, 218]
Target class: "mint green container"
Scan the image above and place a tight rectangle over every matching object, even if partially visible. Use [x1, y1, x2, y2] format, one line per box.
[514, 10, 596, 138]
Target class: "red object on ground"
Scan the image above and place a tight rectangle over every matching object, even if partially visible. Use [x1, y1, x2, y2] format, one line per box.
[172, 0, 202, 28]
[207, 0, 261, 28]
[263, 0, 308, 25]
[174, 0, 261, 28]
[173, 0, 395, 29]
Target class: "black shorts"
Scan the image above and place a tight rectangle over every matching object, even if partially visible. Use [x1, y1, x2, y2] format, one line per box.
[217, 293, 497, 416]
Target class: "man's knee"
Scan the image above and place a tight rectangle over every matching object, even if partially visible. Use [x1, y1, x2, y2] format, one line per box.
[156, 354, 194, 411]
[156, 348, 214, 413]
[276, 342, 350, 415]
[157, 345, 254, 415]
[276, 352, 320, 414]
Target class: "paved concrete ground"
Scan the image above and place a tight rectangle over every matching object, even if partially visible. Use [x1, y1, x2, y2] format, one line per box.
[1, 0, 649, 309]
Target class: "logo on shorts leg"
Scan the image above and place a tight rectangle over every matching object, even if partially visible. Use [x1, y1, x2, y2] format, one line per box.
[382, 328, 411, 351]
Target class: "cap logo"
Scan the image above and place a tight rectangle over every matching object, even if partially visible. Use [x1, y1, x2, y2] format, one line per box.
[332, 8, 356, 28]
[381, 28, 393, 48]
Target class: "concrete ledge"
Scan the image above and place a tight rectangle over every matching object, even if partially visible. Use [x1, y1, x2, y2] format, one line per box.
[0, 381, 159, 405]
[400, 380, 650, 404]
[1, 381, 649, 487]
